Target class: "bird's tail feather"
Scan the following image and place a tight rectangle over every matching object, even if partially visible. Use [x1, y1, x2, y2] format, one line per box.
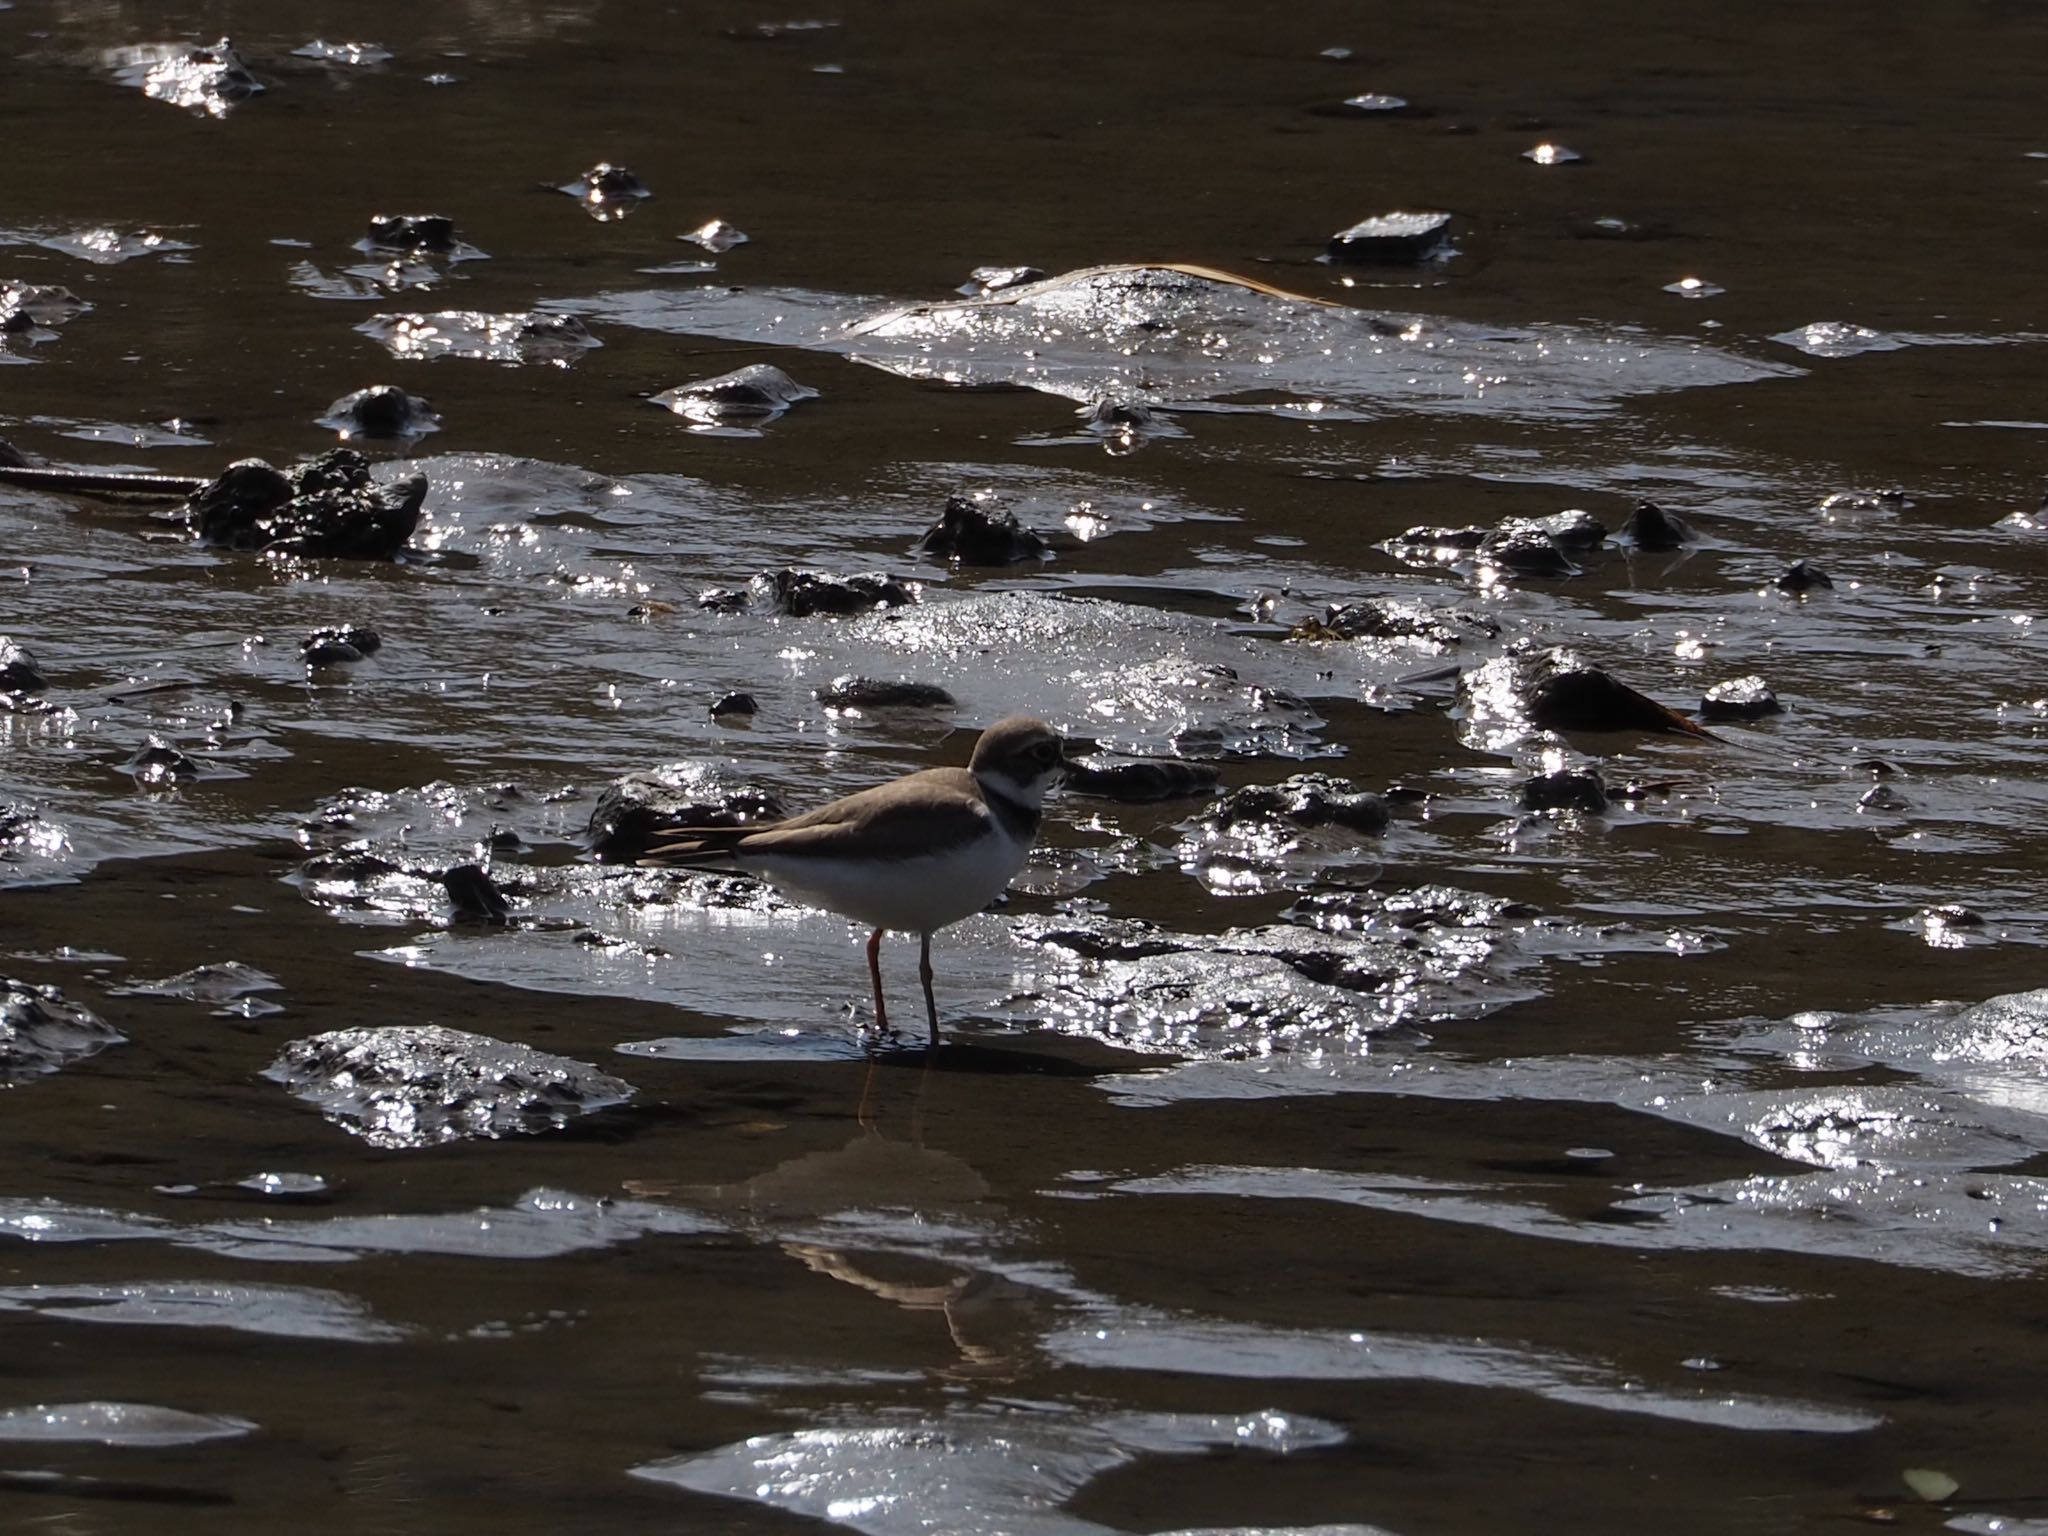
[639, 825, 752, 868]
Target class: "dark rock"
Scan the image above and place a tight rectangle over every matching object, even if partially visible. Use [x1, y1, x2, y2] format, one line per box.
[127, 737, 201, 784]
[1859, 784, 1910, 813]
[1775, 559, 1834, 594]
[587, 762, 786, 862]
[753, 568, 915, 617]
[579, 162, 650, 198]
[697, 586, 750, 614]
[366, 214, 458, 253]
[650, 363, 817, 426]
[1535, 509, 1608, 552]
[557, 162, 652, 219]
[917, 493, 1049, 564]
[681, 218, 749, 252]
[1290, 600, 1498, 645]
[442, 864, 511, 924]
[710, 691, 758, 718]
[1327, 211, 1453, 263]
[0, 437, 29, 468]
[1201, 773, 1390, 835]
[1524, 652, 1706, 736]
[1479, 522, 1579, 577]
[0, 636, 46, 693]
[320, 385, 439, 441]
[1520, 766, 1609, 814]
[816, 676, 955, 710]
[182, 449, 425, 560]
[1818, 487, 1906, 518]
[1622, 500, 1692, 550]
[301, 626, 383, 666]
[1, 282, 89, 334]
[264, 1024, 634, 1148]
[1, 978, 123, 1085]
[1062, 756, 1223, 802]
[1700, 675, 1781, 722]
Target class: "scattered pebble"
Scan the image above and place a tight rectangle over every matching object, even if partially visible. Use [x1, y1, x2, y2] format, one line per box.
[1700, 676, 1782, 722]
[681, 218, 749, 252]
[1326, 211, 1452, 264]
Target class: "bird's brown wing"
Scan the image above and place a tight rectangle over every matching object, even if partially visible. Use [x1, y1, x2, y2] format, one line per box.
[641, 767, 985, 865]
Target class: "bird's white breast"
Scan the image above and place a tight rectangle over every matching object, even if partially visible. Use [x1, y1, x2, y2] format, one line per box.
[738, 812, 1029, 934]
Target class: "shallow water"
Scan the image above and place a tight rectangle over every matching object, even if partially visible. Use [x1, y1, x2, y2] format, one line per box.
[6, 2, 2048, 1531]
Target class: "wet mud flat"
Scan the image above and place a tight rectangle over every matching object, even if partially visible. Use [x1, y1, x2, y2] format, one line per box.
[8, 1, 2048, 1533]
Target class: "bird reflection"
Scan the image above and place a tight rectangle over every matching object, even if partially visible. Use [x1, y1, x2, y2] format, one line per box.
[625, 1060, 1046, 1378]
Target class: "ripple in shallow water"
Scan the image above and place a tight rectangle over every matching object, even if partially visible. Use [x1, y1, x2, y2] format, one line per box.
[632, 1404, 1353, 1536]
[0, 1280, 406, 1343]
[563, 263, 1797, 417]
[0, 1400, 255, 1445]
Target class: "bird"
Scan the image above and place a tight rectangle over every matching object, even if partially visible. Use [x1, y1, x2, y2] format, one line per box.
[642, 716, 1066, 1044]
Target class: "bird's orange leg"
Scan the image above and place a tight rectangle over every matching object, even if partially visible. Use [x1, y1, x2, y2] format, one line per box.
[918, 931, 940, 1047]
[866, 926, 891, 1035]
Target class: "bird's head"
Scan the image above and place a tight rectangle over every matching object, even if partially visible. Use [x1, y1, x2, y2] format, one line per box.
[969, 716, 1066, 809]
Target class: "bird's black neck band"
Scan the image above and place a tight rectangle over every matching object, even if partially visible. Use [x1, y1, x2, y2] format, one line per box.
[981, 780, 1041, 842]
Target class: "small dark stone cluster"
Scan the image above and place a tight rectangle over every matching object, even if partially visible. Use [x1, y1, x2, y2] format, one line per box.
[748, 568, 915, 617]
[1289, 600, 1499, 646]
[180, 449, 426, 559]
[1200, 773, 1391, 835]
[1391, 509, 1607, 578]
[816, 676, 955, 709]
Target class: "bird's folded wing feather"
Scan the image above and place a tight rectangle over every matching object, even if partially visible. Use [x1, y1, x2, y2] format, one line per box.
[642, 766, 985, 864]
